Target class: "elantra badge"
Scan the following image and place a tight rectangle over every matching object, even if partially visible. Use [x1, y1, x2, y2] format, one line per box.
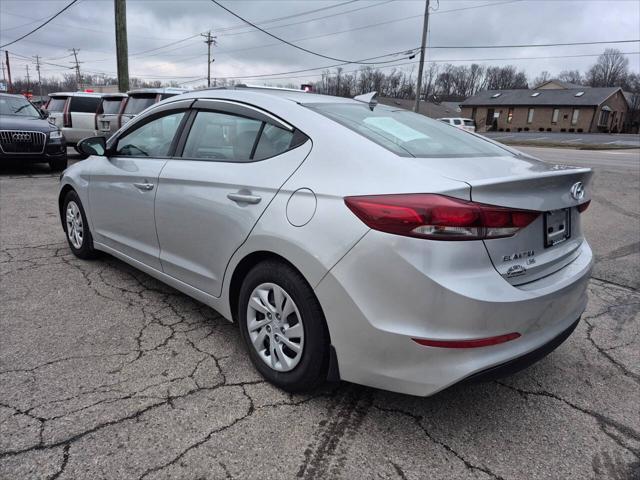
[570, 182, 585, 201]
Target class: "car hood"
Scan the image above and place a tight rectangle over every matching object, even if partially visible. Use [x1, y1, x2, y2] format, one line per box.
[0, 115, 56, 132]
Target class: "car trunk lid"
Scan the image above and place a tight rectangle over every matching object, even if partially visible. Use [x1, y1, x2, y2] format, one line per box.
[433, 153, 593, 285]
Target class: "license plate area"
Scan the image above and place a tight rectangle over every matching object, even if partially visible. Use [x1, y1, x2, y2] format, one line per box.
[544, 208, 571, 247]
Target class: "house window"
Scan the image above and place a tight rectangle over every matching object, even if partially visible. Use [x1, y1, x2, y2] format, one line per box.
[598, 109, 610, 127]
[507, 108, 513, 124]
[571, 109, 580, 126]
[552, 109, 559, 124]
[527, 108, 534, 124]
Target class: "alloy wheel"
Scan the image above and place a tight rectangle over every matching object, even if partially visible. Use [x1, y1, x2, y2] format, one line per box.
[246, 282, 304, 372]
[65, 201, 84, 249]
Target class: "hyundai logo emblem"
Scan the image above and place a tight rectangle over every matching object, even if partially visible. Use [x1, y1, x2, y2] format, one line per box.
[570, 182, 585, 201]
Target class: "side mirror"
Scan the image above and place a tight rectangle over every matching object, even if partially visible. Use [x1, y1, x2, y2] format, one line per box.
[77, 136, 107, 157]
[40, 109, 49, 119]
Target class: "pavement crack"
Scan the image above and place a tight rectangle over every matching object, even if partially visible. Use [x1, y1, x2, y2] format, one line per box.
[47, 444, 70, 480]
[372, 404, 506, 480]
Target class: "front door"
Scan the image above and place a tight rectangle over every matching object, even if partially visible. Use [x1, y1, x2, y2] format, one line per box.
[154, 101, 311, 297]
[89, 109, 187, 270]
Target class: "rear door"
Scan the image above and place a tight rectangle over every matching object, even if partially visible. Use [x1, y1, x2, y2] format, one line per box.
[155, 99, 311, 296]
[98, 97, 125, 137]
[89, 103, 190, 270]
[67, 95, 101, 143]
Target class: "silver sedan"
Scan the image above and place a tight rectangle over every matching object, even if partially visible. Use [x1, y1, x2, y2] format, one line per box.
[59, 86, 593, 396]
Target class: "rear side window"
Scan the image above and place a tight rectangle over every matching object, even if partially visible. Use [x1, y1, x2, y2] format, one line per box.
[308, 103, 510, 158]
[464, 120, 475, 126]
[69, 96, 100, 113]
[253, 123, 294, 160]
[124, 95, 156, 114]
[182, 111, 262, 161]
[102, 98, 123, 114]
[453, 119, 462, 125]
[47, 97, 67, 112]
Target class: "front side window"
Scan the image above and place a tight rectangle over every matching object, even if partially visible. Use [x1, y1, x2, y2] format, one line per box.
[527, 108, 535, 124]
[124, 95, 156, 115]
[69, 96, 100, 113]
[182, 111, 262, 161]
[453, 119, 461, 125]
[0, 95, 41, 117]
[116, 111, 185, 157]
[308, 103, 511, 158]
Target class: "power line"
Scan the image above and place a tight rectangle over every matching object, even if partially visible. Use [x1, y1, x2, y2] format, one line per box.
[209, 0, 415, 65]
[231, 51, 640, 82]
[0, 0, 81, 49]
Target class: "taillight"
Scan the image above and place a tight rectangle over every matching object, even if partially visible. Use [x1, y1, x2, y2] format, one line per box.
[344, 194, 540, 241]
[577, 200, 590, 213]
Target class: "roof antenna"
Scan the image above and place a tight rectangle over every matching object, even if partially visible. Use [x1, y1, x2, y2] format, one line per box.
[354, 91, 377, 111]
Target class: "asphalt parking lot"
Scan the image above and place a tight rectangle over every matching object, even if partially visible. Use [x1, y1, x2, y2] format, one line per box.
[1, 148, 639, 480]
[484, 131, 640, 148]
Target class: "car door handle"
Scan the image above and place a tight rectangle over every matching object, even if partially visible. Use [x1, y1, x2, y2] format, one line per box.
[227, 192, 262, 204]
[133, 182, 154, 191]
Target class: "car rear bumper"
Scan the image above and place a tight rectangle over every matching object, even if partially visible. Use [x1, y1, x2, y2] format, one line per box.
[315, 230, 592, 396]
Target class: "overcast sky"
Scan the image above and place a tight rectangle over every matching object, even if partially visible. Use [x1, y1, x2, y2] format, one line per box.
[1, 0, 639, 88]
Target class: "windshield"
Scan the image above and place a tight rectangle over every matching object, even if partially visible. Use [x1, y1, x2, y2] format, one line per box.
[0, 96, 41, 118]
[124, 95, 155, 114]
[308, 103, 510, 158]
[102, 98, 123, 114]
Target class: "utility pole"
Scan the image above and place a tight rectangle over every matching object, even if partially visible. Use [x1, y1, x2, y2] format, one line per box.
[114, 0, 129, 92]
[5, 50, 12, 93]
[201, 31, 216, 88]
[34, 55, 43, 99]
[413, 0, 430, 113]
[25, 64, 31, 92]
[70, 48, 83, 90]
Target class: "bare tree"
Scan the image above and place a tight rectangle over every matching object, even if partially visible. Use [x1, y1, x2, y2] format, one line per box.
[484, 65, 528, 90]
[557, 70, 583, 85]
[532, 70, 551, 88]
[586, 48, 629, 87]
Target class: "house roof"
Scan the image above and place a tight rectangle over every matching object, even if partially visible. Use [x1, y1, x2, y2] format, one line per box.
[535, 79, 586, 90]
[460, 87, 623, 107]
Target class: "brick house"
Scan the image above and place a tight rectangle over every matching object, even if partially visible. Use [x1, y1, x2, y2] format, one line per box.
[460, 81, 629, 133]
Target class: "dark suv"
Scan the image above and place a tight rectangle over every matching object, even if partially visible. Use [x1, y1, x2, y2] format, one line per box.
[0, 93, 67, 171]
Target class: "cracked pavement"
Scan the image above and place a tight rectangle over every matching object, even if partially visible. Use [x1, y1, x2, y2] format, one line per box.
[1, 149, 639, 480]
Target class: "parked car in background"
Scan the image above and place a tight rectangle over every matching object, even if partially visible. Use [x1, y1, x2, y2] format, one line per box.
[45, 91, 104, 145]
[60, 86, 593, 397]
[119, 87, 187, 129]
[97, 93, 127, 138]
[0, 92, 67, 171]
[438, 117, 476, 132]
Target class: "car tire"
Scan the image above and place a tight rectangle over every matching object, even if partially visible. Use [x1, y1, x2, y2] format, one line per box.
[49, 157, 68, 172]
[238, 260, 329, 392]
[62, 190, 97, 259]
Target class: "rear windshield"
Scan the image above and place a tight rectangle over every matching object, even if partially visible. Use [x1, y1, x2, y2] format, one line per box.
[102, 98, 123, 114]
[464, 120, 475, 127]
[70, 96, 100, 113]
[47, 97, 67, 112]
[307, 103, 509, 158]
[124, 95, 156, 114]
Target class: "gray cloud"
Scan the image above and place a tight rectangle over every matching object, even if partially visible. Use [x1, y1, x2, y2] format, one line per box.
[1, 0, 639, 87]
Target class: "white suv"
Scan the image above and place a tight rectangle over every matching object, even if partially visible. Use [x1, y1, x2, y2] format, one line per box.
[438, 117, 476, 132]
[46, 92, 105, 145]
[97, 93, 127, 138]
